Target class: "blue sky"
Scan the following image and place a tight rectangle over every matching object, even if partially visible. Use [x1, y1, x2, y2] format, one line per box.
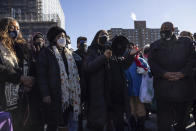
[60, 0, 196, 49]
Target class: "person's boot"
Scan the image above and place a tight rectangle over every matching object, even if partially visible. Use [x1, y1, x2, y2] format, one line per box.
[129, 115, 137, 131]
[136, 117, 146, 131]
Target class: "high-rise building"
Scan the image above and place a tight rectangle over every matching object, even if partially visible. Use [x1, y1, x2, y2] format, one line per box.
[0, 0, 65, 40]
[108, 21, 179, 47]
[41, 0, 65, 29]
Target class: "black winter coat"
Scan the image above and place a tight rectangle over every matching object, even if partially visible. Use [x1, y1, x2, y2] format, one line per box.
[148, 36, 196, 102]
[107, 56, 133, 116]
[36, 46, 68, 124]
[84, 44, 133, 128]
[0, 62, 22, 110]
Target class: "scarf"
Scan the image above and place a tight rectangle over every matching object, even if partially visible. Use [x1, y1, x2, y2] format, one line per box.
[0, 43, 20, 110]
[134, 55, 148, 71]
[52, 46, 81, 120]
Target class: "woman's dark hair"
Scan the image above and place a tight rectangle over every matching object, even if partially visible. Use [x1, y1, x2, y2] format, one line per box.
[0, 17, 26, 53]
[47, 26, 66, 43]
[91, 30, 107, 46]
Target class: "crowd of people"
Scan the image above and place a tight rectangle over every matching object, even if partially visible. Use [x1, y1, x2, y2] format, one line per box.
[0, 17, 196, 131]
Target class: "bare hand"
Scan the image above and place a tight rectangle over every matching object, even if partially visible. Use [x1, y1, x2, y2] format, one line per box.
[164, 72, 184, 81]
[163, 72, 173, 80]
[24, 86, 32, 92]
[43, 96, 51, 104]
[20, 76, 35, 88]
[104, 49, 112, 59]
[168, 72, 184, 81]
[130, 48, 141, 55]
[175, 72, 185, 79]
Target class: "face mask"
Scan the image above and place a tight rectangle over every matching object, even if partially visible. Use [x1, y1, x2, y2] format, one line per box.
[80, 41, 87, 48]
[160, 30, 173, 40]
[57, 38, 66, 47]
[80, 45, 87, 53]
[35, 42, 44, 47]
[99, 35, 108, 45]
[80, 40, 87, 46]
[9, 30, 19, 39]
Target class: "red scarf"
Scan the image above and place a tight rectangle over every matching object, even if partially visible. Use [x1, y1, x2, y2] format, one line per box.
[134, 55, 148, 71]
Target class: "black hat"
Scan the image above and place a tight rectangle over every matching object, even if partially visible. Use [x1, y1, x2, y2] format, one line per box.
[47, 26, 66, 42]
[112, 35, 129, 56]
[161, 22, 174, 31]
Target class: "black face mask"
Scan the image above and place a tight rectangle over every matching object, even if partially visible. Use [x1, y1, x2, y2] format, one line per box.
[79, 44, 87, 53]
[34, 42, 44, 48]
[160, 30, 173, 40]
[34, 42, 44, 52]
[99, 35, 108, 45]
[80, 41, 87, 47]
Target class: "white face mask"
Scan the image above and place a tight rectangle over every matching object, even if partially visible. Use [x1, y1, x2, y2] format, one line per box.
[57, 38, 66, 47]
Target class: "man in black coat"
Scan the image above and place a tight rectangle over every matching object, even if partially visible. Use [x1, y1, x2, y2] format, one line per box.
[73, 36, 88, 131]
[192, 32, 196, 125]
[148, 22, 196, 131]
[23, 32, 46, 131]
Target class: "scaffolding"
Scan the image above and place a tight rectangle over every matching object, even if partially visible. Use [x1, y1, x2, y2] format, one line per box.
[37, 0, 43, 21]
[0, 0, 61, 25]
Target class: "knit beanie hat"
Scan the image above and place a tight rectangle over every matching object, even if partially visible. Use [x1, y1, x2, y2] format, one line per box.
[47, 26, 66, 43]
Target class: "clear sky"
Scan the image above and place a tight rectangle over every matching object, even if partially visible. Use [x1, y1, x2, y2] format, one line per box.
[60, 0, 196, 49]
